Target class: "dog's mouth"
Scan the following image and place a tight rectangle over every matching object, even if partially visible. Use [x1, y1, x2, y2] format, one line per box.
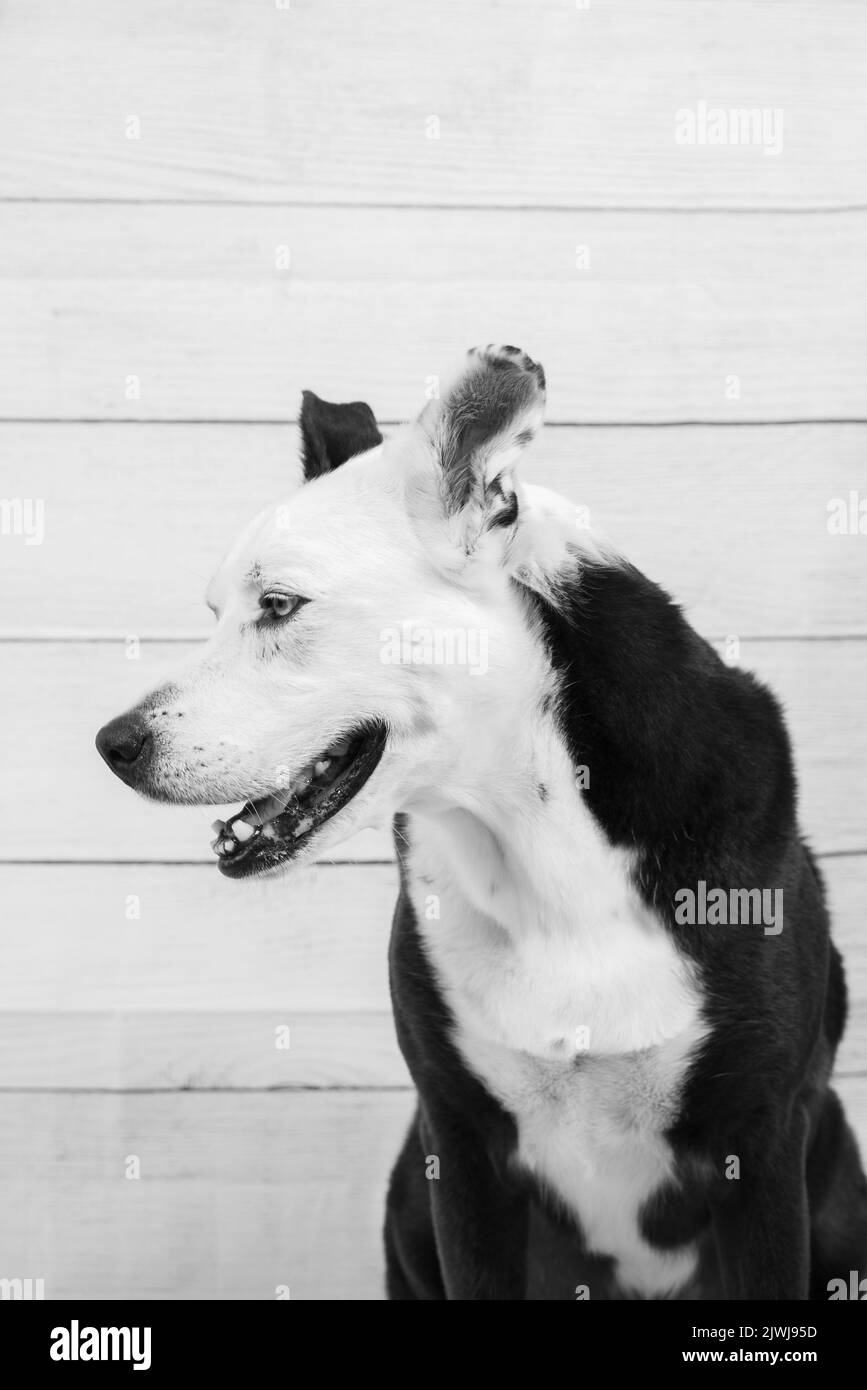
[210, 722, 388, 878]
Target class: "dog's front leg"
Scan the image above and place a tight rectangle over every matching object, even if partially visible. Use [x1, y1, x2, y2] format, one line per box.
[710, 1115, 810, 1300]
[423, 1113, 529, 1300]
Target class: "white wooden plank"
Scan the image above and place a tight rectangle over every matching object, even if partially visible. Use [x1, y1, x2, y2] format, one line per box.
[0, 1, 863, 207]
[739, 642, 867, 858]
[0, 863, 399, 1012]
[0, 855, 862, 1090]
[0, 204, 865, 421]
[0, 1091, 415, 1299]
[0, 1010, 409, 1091]
[0, 637, 863, 860]
[1, 422, 865, 640]
[0, 1083, 864, 1299]
[829, 856, 867, 1079]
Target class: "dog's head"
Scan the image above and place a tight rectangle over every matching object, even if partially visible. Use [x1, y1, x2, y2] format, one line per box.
[96, 344, 581, 877]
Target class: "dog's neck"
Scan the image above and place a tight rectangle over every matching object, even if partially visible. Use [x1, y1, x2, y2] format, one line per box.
[403, 660, 628, 943]
[398, 565, 703, 1058]
[398, 498, 635, 943]
[402, 692, 703, 1056]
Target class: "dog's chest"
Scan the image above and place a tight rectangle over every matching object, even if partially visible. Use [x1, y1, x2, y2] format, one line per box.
[409, 833, 705, 1296]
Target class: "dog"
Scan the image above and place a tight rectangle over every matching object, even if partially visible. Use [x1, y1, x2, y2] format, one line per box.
[97, 344, 867, 1300]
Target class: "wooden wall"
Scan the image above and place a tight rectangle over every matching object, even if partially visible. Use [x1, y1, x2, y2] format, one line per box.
[0, 0, 865, 1299]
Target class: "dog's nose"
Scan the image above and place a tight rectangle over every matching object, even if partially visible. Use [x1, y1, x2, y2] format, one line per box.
[95, 713, 152, 787]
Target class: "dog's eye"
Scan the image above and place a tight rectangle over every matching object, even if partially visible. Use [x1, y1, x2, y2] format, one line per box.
[259, 591, 307, 622]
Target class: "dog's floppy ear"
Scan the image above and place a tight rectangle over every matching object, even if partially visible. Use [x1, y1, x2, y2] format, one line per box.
[411, 344, 546, 557]
[299, 391, 383, 481]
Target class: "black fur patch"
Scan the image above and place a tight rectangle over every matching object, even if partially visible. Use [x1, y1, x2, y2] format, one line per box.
[493, 344, 546, 391]
[438, 351, 543, 515]
[383, 553, 867, 1299]
[518, 560, 866, 1293]
[483, 474, 519, 531]
[299, 391, 383, 481]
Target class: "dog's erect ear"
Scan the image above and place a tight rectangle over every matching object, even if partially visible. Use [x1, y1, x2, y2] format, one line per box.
[411, 344, 546, 557]
[299, 391, 383, 481]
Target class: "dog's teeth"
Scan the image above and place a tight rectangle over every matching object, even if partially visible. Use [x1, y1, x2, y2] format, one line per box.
[314, 759, 331, 777]
[293, 816, 313, 838]
[210, 820, 225, 835]
[231, 819, 255, 843]
[220, 838, 236, 855]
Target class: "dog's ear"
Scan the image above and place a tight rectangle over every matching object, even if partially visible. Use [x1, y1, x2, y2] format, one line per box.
[299, 391, 383, 481]
[410, 344, 546, 558]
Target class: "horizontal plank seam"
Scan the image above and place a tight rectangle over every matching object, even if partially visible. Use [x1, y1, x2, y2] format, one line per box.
[1, 198, 867, 215]
[3, 418, 867, 428]
[0, 857, 398, 867]
[0, 1007, 396, 1016]
[3, 634, 867, 646]
[0, 1078, 864, 1095]
[0, 851, 863, 867]
[816, 848, 867, 860]
[0, 1083, 415, 1095]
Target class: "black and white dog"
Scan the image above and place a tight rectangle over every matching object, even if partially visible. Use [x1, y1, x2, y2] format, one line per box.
[97, 345, 867, 1299]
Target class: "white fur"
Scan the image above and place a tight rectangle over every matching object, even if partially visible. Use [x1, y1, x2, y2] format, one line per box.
[404, 699, 706, 1297]
[126, 360, 601, 869]
[126, 347, 705, 1293]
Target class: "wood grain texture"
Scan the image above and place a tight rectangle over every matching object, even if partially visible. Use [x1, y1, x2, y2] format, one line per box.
[0, 638, 863, 861]
[0, 1081, 864, 1300]
[0, 1, 863, 207]
[1, 204, 866, 421]
[0, 1090, 416, 1300]
[0, 863, 399, 1013]
[0, 1011, 409, 1091]
[2, 423, 866, 640]
[0, 854, 862, 1088]
[827, 855, 867, 1078]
